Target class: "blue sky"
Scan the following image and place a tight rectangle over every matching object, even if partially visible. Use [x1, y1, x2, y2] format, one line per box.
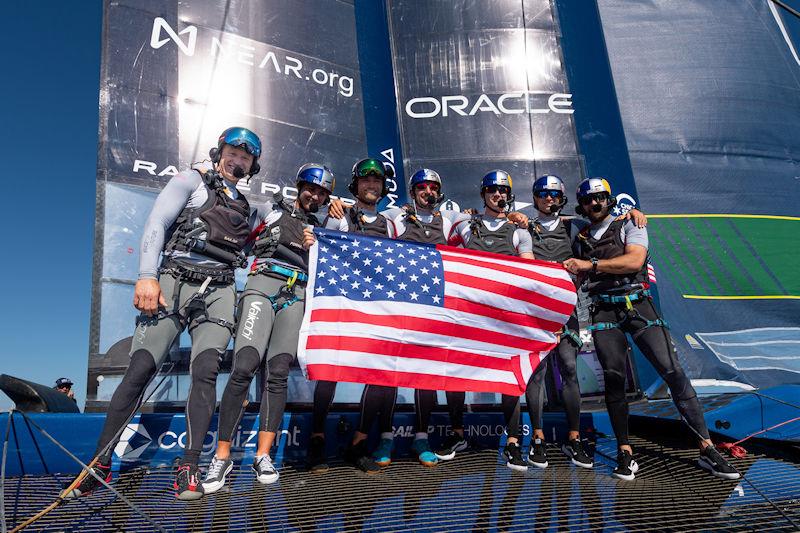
[0, 2, 102, 410]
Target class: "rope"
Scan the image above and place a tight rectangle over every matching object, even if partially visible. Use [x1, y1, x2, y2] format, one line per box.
[716, 416, 800, 458]
[8, 412, 168, 533]
[6, 362, 174, 533]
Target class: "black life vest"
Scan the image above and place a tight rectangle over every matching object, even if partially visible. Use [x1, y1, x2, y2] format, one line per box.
[575, 219, 649, 295]
[465, 215, 517, 256]
[164, 170, 250, 269]
[348, 208, 389, 237]
[253, 197, 320, 272]
[530, 218, 573, 263]
[399, 212, 446, 245]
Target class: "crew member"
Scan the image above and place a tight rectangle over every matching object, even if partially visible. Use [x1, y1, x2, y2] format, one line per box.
[308, 158, 399, 474]
[444, 170, 534, 471]
[563, 178, 739, 481]
[67, 127, 260, 500]
[201, 163, 333, 494]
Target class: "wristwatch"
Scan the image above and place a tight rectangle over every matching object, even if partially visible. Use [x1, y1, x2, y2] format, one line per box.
[590, 257, 599, 273]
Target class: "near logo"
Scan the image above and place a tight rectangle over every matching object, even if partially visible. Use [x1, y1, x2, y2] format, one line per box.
[150, 17, 197, 56]
[114, 423, 152, 461]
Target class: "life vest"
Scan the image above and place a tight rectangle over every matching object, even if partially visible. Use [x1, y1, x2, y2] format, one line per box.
[575, 219, 649, 295]
[465, 215, 517, 256]
[529, 218, 573, 263]
[163, 170, 250, 271]
[251, 196, 320, 272]
[399, 212, 446, 245]
[348, 208, 389, 237]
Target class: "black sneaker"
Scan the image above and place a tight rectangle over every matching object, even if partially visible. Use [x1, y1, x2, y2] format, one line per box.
[527, 438, 548, 469]
[345, 441, 382, 474]
[434, 433, 468, 461]
[307, 435, 329, 474]
[174, 463, 204, 500]
[562, 439, 594, 468]
[612, 450, 639, 481]
[503, 442, 528, 472]
[698, 446, 740, 480]
[201, 455, 233, 494]
[63, 462, 112, 500]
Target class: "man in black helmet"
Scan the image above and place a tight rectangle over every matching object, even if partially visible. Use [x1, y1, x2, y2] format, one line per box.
[65, 127, 261, 501]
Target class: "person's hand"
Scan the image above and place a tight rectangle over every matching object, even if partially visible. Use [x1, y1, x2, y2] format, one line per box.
[327, 198, 349, 219]
[628, 208, 647, 228]
[302, 227, 317, 250]
[134, 278, 166, 316]
[462, 207, 478, 215]
[562, 258, 592, 275]
[507, 211, 529, 229]
[67, 389, 75, 399]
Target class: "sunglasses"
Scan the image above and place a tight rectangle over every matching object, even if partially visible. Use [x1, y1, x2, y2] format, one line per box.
[414, 182, 440, 192]
[484, 185, 510, 194]
[579, 193, 609, 205]
[534, 190, 563, 199]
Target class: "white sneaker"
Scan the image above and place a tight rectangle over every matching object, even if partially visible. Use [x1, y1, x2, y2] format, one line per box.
[252, 454, 280, 485]
[202, 455, 233, 494]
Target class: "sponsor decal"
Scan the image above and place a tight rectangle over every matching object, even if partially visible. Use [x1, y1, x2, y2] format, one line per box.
[380, 148, 399, 208]
[611, 193, 637, 217]
[404, 92, 574, 119]
[114, 424, 152, 460]
[149, 17, 354, 97]
[240, 301, 263, 341]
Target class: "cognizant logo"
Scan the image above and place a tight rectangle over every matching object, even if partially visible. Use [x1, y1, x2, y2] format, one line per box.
[404, 92, 574, 119]
[149, 17, 354, 97]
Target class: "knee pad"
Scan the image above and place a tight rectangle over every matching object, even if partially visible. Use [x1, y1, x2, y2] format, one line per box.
[663, 368, 695, 402]
[124, 349, 158, 388]
[603, 369, 627, 404]
[191, 349, 221, 386]
[231, 346, 262, 381]
[266, 353, 293, 392]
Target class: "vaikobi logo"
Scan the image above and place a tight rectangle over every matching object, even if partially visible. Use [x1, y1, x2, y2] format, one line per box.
[148, 17, 354, 97]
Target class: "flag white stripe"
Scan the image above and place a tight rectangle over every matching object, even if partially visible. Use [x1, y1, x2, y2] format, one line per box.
[439, 249, 569, 279]
[444, 283, 572, 326]
[310, 296, 558, 346]
[442, 261, 576, 304]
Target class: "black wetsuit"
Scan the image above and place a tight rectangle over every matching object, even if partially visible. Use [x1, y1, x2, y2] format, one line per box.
[575, 219, 710, 446]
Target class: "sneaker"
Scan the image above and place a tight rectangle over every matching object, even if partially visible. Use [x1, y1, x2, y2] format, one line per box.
[434, 433, 468, 461]
[63, 462, 112, 499]
[345, 441, 382, 474]
[503, 442, 528, 472]
[372, 438, 394, 467]
[698, 446, 740, 480]
[527, 438, 549, 469]
[252, 454, 280, 485]
[612, 450, 639, 481]
[201, 455, 233, 494]
[412, 438, 439, 467]
[562, 439, 594, 468]
[174, 463, 204, 500]
[307, 435, 329, 474]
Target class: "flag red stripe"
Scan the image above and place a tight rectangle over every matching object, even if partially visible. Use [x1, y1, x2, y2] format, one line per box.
[309, 309, 552, 351]
[441, 252, 575, 292]
[443, 296, 563, 332]
[306, 364, 524, 395]
[306, 335, 516, 371]
[444, 271, 576, 316]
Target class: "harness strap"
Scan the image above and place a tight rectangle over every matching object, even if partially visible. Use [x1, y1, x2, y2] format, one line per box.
[562, 327, 583, 348]
[587, 322, 620, 332]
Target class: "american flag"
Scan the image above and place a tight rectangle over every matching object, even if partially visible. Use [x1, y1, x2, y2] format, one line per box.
[297, 229, 577, 395]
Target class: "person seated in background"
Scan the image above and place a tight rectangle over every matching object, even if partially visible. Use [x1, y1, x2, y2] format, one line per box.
[54, 377, 76, 402]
